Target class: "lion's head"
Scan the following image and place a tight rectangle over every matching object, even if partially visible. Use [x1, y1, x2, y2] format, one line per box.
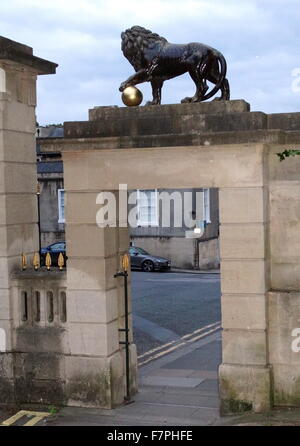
[121, 26, 167, 71]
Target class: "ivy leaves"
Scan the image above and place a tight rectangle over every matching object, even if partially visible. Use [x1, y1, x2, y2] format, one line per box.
[277, 149, 300, 161]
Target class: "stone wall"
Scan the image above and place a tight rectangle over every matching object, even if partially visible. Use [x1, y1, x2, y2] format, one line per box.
[131, 236, 220, 270]
[198, 238, 220, 270]
[9, 271, 67, 405]
[267, 143, 300, 407]
[131, 236, 196, 269]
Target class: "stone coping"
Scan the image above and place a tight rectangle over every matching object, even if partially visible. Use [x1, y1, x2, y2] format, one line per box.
[11, 269, 66, 280]
[0, 36, 57, 74]
[38, 130, 300, 153]
[89, 99, 250, 121]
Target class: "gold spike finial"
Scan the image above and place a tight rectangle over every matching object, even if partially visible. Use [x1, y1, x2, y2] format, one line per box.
[45, 252, 52, 271]
[33, 252, 40, 271]
[121, 253, 130, 272]
[58, 252, 65, 271]
[21, 253, 27, 271]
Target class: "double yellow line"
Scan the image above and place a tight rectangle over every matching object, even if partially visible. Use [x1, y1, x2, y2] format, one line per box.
[138, 321, 221, 366]
[1, 410, 50, 426]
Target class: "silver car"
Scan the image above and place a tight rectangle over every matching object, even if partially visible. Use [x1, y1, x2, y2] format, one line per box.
[129, 247, 171, 272]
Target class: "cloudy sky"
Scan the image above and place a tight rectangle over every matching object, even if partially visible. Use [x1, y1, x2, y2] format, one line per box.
[1, 0, 299, 125]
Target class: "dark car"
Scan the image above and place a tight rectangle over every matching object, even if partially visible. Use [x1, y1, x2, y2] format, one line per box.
[129, 246, 171, 272]
[41, 242, 67, 267]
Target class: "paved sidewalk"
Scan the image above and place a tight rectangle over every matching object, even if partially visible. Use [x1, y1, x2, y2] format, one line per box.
[47, 331, 224, 426]
[170, 268, 220, 275]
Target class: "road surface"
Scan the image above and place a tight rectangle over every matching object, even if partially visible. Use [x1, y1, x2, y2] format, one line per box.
[131, 271, 221, 357]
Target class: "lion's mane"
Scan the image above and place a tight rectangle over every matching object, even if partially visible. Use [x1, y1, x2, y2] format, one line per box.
[121, 26, 167, 71]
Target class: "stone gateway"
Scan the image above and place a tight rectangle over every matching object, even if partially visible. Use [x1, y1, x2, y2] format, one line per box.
[1, 36, 300, 416]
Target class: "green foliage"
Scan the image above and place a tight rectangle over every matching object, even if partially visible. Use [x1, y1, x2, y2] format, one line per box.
[48, 405, 59, 415]
[277, 149, 300, 161]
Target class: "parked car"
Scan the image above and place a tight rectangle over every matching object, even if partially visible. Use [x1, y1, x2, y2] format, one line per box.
[129, 246, 171, 272]
[41, 242, 67, 267]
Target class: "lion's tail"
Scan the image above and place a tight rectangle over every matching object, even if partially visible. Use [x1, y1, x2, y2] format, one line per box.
[202, 51, 227, 101]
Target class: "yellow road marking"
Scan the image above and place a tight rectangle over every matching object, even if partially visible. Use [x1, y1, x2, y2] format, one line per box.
[138, 321, 221, 363]
[182, 321, 221, 341]
[139, 324, 221, 366]
[1, 410, 50, 426]
[1, 411, 27, 426]
[23, 416, 46, 426]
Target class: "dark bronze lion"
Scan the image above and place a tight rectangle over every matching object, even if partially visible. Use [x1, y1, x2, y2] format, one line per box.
[119, 26, 230, 105]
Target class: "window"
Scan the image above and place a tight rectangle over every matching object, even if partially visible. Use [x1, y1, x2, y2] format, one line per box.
[58, 189, 65, 223]
[137, 189, 158, 226]
[203, 189, 211, 223]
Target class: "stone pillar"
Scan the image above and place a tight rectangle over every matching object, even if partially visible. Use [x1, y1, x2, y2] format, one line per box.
[63, 185, 137, 408]
[219, 186, 271, 413]
[0, 37, 57, 402]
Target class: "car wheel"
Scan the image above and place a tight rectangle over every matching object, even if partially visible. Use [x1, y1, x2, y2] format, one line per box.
[142, 260, 155, 272]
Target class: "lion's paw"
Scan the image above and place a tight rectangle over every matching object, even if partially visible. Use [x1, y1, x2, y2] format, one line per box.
[181, 97, 192, 103]
[145, 100, 159, 106]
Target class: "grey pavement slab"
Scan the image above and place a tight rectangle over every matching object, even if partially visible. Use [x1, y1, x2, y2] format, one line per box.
[147, 368, 196, 377]
[140, 376, 204, 387]
[147, 367, 218, 380]
[163, 340, 221, 371]
[170, 269, 220, 275]
[189, 370, 219, 379]
[196, 379, 219, 393]
[151, 393, 220, 409]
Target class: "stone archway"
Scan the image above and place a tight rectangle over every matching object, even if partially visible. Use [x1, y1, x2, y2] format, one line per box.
[53, 101, 300, 413]
[58, 101, 272, 413]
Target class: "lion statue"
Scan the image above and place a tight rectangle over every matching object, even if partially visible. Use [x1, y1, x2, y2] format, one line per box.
[119, 25, 230, 105]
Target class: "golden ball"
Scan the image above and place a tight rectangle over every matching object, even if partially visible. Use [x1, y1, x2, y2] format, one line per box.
[121, 86, 143, 107]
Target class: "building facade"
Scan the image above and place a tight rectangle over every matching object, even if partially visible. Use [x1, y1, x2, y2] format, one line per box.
[36, 126, 65, 246]
[130, 187, 219, 269]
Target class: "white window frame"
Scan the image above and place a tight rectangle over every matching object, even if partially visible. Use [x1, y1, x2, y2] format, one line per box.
[203, 188, 211, 224]
[58, 189, 65, 224]
[137, 189, 159, 227]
